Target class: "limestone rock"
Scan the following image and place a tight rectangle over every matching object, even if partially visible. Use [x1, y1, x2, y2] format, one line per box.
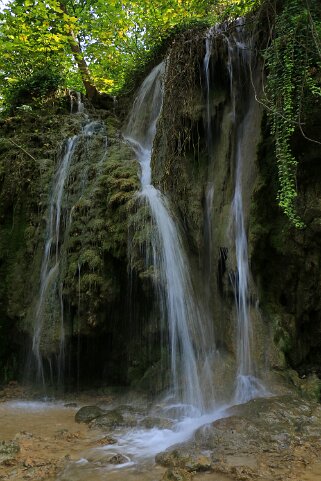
[139, 416, 174, 429]
[162, 468, 193, 481]
[75, 405, 105, 424]
[87, 451, 130, 465]
[89, 409, 125, 430]
[0, 441, 20, 465]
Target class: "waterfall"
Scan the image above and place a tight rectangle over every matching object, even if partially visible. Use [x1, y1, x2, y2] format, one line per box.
[31, 113, 107, 385]
[224, 23, 267, 403]
[203, 28, 215, 287]
[204, 28, 214, 148]
[125, 63, 215, 413]
[32, 135, 79, 384]
[232, 121, 266, 403]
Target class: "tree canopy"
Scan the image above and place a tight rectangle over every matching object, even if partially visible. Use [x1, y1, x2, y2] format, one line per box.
[0, 0, 261, 103]
[0, 0, 320, 226]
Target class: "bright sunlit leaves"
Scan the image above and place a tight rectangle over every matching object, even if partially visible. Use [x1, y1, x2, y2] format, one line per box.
[0, 0, 262, 103]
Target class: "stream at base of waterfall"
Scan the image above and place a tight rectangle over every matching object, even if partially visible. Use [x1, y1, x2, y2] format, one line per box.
[0, 386, 321, 481]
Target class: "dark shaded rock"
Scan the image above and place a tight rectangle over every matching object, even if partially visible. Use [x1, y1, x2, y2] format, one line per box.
[75, 405, 105, 424]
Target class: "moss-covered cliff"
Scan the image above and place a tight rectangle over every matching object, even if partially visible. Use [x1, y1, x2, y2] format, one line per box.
[0, 98, 156, 387]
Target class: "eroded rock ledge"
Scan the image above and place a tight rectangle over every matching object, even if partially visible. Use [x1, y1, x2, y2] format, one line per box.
[156, 396, 321, 481]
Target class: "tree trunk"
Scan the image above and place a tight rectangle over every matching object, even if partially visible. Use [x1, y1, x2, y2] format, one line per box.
[59, 2, 98, 100]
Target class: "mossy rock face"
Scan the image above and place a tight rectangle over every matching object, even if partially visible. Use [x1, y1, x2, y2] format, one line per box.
[250, 116, 321, 384]
[0, 99, 154, 386]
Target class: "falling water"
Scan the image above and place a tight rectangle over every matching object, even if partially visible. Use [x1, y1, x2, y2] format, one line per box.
[125, 63, 215, 413]
[203, 29, 216, 291]
[31, 115, 107, 385]
[204, 26, 215, 146]
[32, 135, 79, 383]
[226, 23, 267, 403]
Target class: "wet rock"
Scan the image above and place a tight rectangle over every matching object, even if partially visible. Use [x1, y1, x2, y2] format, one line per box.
[162, 468, 193, 481]
[156, 396, 321, 481]
[75, 405, 105, 423]
[54, 429, 81, 441]
[64, 402, 78, 408]
[0, 441, 20, 465]
[139, 416, 174, 429]
[156, 450, 191, 469]
[156, 450, 211, 473]
[95, 435, 117, 446]
[185, 455, 211, 472]
[89, 409, 125, 430]
[87, 451, 130, 465]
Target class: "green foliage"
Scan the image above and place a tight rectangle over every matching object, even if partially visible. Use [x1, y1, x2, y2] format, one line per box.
[6, 67, 64, 108]
[0, 0, 262, 106]
[264, 0, 321, 227]
[216, 0, 262, 19]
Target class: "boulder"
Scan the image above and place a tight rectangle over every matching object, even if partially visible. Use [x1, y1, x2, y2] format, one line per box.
[89, 409, 125, 430]
[75, 405, 105, 424]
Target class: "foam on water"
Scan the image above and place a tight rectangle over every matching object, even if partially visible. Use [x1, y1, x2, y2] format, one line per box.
[101, 406, 228, 461]
[4, 400, 62, 411]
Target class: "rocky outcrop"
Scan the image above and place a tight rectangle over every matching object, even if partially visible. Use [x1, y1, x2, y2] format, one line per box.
[156, 396, 321, 481]
[0, 99, 149, 387]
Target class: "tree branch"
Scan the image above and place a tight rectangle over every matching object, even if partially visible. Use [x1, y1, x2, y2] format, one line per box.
[4, 139, 37, 161]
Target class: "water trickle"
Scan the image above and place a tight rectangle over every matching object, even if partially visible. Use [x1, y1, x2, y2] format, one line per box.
[32, 135, 79, 384]
[203, 30, 215, 278]
[31, 118, 107, 386]
[76, 92, 85, 114]
[125, 63, 215, 413]
[225, 23, 267, 404]
[204, 27, 215, 148]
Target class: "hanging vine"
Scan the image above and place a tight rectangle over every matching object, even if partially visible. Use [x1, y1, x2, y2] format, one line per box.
[263, 0, 321, 227]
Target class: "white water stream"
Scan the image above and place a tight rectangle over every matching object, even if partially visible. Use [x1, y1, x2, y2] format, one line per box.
[225, 23, 268, 403]
[124, 62, 215, 413]
[32, 135, 79, 384]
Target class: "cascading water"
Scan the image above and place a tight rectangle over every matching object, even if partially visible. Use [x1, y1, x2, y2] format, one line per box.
[31, 110, 107, 385]
[125, 63, 215, 413]
[32, 135, 79, 384]
[225, 23, 267, 403]
[203, 29, 215, 286]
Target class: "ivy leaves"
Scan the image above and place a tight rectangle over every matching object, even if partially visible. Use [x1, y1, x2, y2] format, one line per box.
[264, 0, 321, 228]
